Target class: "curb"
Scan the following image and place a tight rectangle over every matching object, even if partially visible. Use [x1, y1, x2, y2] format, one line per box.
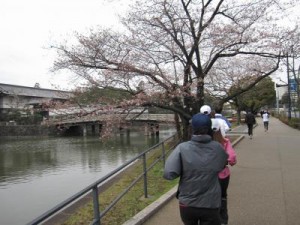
[231, 134, 244, 146]
[122, 185, 178, 225]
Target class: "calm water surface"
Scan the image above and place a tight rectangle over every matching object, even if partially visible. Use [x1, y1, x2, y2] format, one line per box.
[0, 127, 175, 225]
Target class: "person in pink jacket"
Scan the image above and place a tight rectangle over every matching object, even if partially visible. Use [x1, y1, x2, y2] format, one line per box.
[211, 118, 237, 225]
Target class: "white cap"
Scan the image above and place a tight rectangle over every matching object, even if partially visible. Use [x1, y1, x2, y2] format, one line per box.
[211, 118, 226, 137]
[211, 118, 220, 131]
[200, 105, 211, 115]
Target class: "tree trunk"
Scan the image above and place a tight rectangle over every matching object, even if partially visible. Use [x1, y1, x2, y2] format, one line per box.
[174, 113, 182, 140]
[237, 109, 242, 125]
[181, 117, 191, 141]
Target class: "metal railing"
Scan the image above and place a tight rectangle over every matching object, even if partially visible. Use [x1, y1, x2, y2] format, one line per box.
[26, 134, 180, 225]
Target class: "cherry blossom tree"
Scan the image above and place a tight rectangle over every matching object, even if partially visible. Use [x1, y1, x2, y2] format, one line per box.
[51, 0, 299, 139]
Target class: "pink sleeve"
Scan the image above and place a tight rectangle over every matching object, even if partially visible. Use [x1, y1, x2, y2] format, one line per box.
[224, 139, 237, 166]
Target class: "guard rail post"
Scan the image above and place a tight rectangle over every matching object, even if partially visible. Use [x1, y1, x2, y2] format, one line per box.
[92, 186, 101, 225]
[142, 153, 148, 198]
[162, 142, 166, 165]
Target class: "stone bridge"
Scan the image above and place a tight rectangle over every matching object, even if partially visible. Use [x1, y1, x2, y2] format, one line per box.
[44, 113, 175, 124]
[43, 114, 176, 136]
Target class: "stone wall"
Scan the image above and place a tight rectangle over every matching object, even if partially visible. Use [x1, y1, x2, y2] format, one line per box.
[0, 125, 57, 136]
[0, 123, 103, 136]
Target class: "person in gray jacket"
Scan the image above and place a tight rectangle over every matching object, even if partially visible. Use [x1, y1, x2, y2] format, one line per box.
[164, 113, 228, 225]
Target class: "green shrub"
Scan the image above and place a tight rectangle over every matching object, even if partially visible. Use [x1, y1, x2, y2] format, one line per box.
[276, 114, 300, 130]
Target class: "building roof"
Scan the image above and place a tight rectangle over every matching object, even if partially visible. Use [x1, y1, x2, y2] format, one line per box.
[0, 83, 72, 99]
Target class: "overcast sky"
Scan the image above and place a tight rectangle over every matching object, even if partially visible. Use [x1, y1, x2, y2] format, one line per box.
[0, 0, 299, 91]
[0, 0, 130, 90]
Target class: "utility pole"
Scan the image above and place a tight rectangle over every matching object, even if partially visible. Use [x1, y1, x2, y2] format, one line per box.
[287, 54, 292, 120]
[275, 83, 279, 115]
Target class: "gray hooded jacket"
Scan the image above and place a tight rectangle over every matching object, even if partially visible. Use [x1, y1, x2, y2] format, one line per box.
[163, 135, 228, 208]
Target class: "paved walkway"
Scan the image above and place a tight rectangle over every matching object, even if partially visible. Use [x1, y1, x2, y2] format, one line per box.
[124, 117, 300, 225]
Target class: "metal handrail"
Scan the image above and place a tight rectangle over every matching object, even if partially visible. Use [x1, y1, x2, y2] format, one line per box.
[26, 134, 180, 225]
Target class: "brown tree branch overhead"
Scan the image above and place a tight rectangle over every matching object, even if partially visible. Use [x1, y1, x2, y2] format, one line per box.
[51, 0, 300, 140]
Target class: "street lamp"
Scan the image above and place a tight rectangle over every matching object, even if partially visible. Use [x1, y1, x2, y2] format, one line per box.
[275, 83, 286, 114]
[275, 79, 290, 119]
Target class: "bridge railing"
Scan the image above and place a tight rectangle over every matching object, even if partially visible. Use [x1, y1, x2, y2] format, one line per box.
[26, 133, 180, 225]
[42, 113, 176, 125]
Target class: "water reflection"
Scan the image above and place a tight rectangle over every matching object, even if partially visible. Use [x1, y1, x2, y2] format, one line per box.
[0, 135, 161, 185]
[0, 126, 175, 225]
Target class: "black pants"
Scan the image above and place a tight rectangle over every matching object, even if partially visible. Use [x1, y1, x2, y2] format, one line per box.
[247, 123, 254, 136]
[264, 121, 269, 130]
[179, 205, 221, 225]
[219, 176, 230, 224]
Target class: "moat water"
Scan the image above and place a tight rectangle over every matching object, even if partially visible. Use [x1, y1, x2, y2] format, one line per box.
[0, 125, 175, 225]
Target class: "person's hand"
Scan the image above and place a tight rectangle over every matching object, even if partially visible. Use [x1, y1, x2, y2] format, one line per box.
[229, 160, 237, 166]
